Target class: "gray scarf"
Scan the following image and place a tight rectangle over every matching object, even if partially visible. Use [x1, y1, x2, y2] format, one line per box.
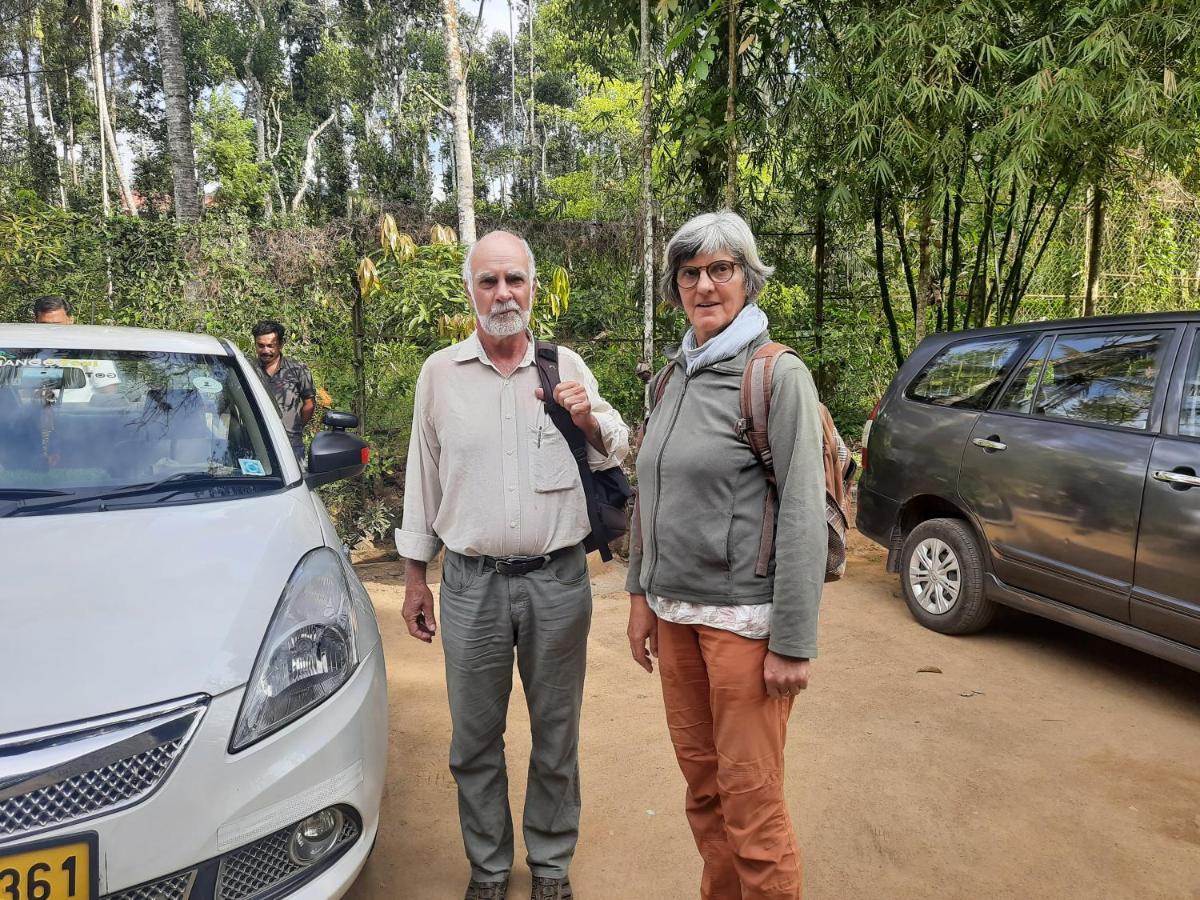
[681, 303, 769, 375]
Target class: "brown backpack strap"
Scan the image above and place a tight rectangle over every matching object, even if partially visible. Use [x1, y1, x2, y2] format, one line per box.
[652, 363, 675, 409]
[739, 342, 798, 577]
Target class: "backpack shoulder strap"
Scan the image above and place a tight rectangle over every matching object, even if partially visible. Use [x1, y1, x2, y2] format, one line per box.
[650, 361, 676, 412]
[739, 342, 798, 473]
[739, 341, 799, 577]
[534, 340, 612, 561]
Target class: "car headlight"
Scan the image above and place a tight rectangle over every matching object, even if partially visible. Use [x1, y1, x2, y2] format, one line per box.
[230, 547, 377, 752]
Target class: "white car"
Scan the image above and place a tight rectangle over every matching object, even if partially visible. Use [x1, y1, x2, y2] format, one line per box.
[0, 325, 388, 900]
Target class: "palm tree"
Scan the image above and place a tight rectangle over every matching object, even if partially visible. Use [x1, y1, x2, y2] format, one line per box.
[150, 0, 202, 222]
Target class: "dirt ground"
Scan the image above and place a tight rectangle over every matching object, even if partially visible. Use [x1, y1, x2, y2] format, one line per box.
[345, 532, 1200, 900]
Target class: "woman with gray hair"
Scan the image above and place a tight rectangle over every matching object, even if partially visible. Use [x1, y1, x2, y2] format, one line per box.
[626, 210, 826, 899]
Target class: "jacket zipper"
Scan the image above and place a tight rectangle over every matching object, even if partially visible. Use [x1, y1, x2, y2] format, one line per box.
[646, 368, 690, 589]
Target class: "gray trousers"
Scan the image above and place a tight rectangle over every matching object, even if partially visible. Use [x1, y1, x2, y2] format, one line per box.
[439, 544, 592, 882]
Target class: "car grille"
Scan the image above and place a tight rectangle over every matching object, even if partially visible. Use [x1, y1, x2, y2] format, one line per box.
[1, 740, 184, 839]
[0, 696, 208, 841]
[103, 870, 196, 900]
[216, 816, 360, 900]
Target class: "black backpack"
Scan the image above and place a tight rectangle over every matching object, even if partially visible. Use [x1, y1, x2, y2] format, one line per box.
[533, 341, 633, 562]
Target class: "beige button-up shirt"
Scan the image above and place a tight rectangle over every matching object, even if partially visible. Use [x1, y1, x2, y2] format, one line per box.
[396, 331, 630, 562]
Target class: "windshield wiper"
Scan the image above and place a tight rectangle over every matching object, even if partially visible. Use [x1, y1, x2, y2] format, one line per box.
[0, 488, 73, 499]
[1, 471, 282, 516]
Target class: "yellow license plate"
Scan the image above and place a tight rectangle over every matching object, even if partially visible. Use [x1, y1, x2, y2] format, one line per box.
[0, 835, 95, 900]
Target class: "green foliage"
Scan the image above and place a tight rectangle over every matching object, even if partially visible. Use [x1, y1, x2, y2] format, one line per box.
[193, 92, 270, 217]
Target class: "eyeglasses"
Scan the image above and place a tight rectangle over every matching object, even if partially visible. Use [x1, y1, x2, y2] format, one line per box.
[676, 260, 739, 288]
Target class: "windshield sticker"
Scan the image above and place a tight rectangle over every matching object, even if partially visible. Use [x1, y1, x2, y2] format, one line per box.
[238, 458, 267, 476]
[193, 376, 222, 394]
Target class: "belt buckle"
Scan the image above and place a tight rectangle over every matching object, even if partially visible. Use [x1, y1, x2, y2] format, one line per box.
[494, 555, 545, 576]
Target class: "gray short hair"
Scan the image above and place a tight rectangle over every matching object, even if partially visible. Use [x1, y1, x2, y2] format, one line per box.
[462, 233, 537, 302]
[660, 210, 774, 307]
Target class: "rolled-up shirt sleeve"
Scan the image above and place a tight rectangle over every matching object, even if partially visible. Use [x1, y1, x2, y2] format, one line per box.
[567, 352, 630, 471]
[395, 369, 444, 562]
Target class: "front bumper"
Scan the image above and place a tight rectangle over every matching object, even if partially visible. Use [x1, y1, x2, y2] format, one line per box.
[1, 646, 388, 900]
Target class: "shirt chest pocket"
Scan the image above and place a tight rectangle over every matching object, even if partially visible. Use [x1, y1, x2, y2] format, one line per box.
[529, 423, 580, 492]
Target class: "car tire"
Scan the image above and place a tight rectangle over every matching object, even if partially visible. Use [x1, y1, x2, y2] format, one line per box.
[899, 517, 994, 635]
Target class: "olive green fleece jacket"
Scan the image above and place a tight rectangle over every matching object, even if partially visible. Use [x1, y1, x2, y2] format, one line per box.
[625, 331, 827, 658]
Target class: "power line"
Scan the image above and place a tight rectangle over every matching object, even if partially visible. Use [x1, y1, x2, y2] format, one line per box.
[0, 0, 42, 29]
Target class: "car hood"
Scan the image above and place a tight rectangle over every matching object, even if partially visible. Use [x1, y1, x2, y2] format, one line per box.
[0, 487, 323, 735]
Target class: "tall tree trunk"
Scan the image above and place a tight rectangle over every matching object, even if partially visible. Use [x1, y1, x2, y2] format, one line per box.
[814, 185, 827, 394]
[723, 0, 738, 210]
[936, 179, 950, 332]
[150, 0, 202, 222]
[985, 180, 1018, 325]
[527, 0, 536, 204]
[1083, 182, 1104, 316]
[443, 0, 477, 242]
[964, 171, 996, 328]
[90, 0, 137, 215]
[889, 200, 917, 320]
[508, 0, 518, 206]
[946, 122, 973, 330]
[245, 0, 271, 218]
[290, 110, 338, 212]
[36, 37, 68, 208]
[20, 37, 38, 154]
[915, 188, 934, 344]
[639, 0, 655, 411]
[65, 74, 79, 188]
[873, 190, 904, 367]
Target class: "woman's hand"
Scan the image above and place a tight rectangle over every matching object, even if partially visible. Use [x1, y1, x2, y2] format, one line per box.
[627, 594, 659, 673]
[764, 651, 811, 697]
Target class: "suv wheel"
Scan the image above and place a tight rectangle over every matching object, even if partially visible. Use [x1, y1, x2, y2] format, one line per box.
[900, 517, 994, 634]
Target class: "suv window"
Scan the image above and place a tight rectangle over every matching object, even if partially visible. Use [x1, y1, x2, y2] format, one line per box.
[907, 335, 1029, 409]
[1031, 331, 1168, 430]
[998, 335, 1054, 413]
[1181, 339, 1200, 438]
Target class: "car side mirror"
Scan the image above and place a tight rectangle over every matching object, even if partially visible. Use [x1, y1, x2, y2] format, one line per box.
[306, 410, 369, 488]
[323, 410, 358, 431]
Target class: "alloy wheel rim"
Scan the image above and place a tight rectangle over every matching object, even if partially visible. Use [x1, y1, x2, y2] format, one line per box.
[908, 537, 962, 615]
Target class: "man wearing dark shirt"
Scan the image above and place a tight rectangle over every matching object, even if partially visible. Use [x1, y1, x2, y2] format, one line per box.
[251, 320, 315, 464]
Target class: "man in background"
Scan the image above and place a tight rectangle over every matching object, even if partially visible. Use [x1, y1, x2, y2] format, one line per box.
[251, 319, 315, 465]
[33, 295, 73, 324]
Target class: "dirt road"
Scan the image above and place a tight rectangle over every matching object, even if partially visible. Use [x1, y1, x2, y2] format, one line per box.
[345, 534, 1200, 899]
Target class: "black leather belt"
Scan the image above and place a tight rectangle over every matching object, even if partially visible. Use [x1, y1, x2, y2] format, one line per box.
[482, 544, 578, 576]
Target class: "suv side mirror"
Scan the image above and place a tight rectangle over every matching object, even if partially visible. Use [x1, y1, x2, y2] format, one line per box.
[306, 410, 369, 488]
[323, 410, 358, 430]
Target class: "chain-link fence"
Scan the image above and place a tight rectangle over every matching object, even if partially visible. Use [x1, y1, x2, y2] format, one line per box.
[1016, 184, 1200, 322]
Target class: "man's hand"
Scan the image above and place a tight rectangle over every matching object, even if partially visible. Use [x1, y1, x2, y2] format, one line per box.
[535, 381, 604, 452]
[763, 651, 811, 697]
[402, 560, 437, 643]
[627, 593, 658, 673]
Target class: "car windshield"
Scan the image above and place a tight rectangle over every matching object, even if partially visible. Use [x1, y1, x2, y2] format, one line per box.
[0, 347, 281, 509]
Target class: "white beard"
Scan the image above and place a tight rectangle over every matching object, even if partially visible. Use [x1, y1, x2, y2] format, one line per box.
[477, 300, 531, 337]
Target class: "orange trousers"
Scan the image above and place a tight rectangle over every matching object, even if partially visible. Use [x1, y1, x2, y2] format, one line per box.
[658, 620, 802, 900]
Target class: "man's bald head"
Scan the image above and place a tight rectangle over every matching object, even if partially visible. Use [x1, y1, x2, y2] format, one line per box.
[462, 231, 538, 338]
[462, 231, 537, 299]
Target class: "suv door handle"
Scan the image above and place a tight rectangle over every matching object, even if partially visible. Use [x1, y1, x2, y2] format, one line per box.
[972, 437, 1007, 452]
[1152, 468, 1200, 489]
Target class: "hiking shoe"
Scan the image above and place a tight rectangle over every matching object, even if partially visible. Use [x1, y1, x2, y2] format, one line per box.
[530, 876, 573, 900]
[464, 878, 509, 900]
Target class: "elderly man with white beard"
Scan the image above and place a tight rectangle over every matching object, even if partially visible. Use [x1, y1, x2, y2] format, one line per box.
[397, 230, 630, 900]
